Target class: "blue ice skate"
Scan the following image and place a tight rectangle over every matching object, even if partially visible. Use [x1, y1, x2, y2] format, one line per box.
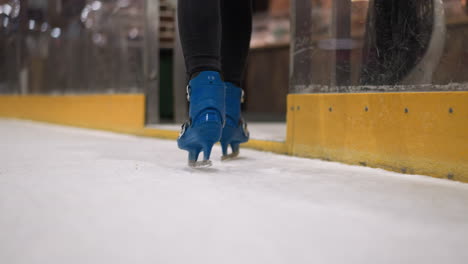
[220, 82, 250, 160]
[178, 71, 225, 168]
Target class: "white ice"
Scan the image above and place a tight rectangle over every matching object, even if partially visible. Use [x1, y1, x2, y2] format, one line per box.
[1, 119, 467, 264]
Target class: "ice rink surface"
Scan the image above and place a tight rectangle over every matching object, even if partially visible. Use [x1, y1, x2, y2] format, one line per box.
[1, 119, 468, 264]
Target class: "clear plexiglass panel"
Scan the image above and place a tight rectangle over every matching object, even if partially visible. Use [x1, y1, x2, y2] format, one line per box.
[291, 0, 468, 93]
[0, 0, 150, 94]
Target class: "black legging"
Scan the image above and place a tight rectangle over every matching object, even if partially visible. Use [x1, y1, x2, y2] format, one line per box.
[177, 0, 252, 86]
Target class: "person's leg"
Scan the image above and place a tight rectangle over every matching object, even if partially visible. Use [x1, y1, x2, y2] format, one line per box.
[177, 0, 225, 167]
[219, 0, 252, 159]
[220, 0, 253, 86]
[177, 0, 222, 78]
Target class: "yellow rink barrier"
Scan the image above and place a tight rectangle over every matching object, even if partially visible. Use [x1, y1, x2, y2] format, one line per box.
[0, 94, 146, 133]
[287, 92, 468, 183]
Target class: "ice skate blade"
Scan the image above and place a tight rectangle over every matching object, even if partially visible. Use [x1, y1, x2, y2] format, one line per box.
[188, 160, 213, 168]
[221, 152, 240, 161]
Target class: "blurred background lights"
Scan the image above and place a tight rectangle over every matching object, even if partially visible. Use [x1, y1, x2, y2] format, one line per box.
[28, 20, 36, 30]
[128, 28, 139, 39]
[2, 4, 12, 16]
[41, 22, 49, 32]
[51, 28, 61, 39]
[91, 1, 102, 11]
[80, 7, 90, 23]
[81, 1, 102, 25]
[0, 1, 20, 18]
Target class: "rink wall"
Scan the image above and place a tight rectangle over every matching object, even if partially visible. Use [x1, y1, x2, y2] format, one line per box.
[287, 92, 468, 183]
[0, 95, 146, 134]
